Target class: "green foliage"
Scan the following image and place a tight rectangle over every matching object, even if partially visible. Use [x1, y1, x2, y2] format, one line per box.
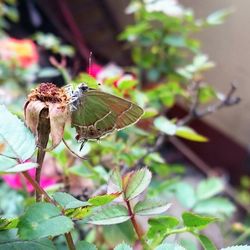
[197, 234, 217, 250]
[155, 243, 186, 250]
[86, 204, 130, 225]
[53, 192, 90, 209]
[124, 168, 152, 200]
[33, 32, 75, 57]
[154, 116, 208, 142]
[17, 203, 74, 239]
[182, 212, 217, 229]
[0, 239, 56, 250]
[0, 105, 37, 173]
[134, 199, 171, 216]
[120, 1, 229, 84]
[114, 242, 133, 250]
[76, 241, 97, 250]
[88, 193, 121, 206]
[221, 247, 250, 250]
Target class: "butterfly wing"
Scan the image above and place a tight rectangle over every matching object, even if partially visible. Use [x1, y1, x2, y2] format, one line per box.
[71, 90, 144, 140]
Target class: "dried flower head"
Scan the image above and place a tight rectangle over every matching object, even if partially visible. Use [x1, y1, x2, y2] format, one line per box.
[24, 83, 70, 150]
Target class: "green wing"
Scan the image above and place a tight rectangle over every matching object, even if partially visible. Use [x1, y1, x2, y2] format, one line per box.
[71, 90, 144, 140]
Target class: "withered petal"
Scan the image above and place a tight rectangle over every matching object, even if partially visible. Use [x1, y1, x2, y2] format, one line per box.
[24, 100, 47, 134]
[47, 103, 70, 151]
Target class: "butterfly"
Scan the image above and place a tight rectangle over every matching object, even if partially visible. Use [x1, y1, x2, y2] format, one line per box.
[65, 83, 144, 149]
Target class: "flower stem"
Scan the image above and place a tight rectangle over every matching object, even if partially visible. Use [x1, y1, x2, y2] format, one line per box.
[36, 108, 50, 201]
[22, 171, 76, 250]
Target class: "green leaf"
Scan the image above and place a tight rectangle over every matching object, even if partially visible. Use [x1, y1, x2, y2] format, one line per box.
[3, 162, 38, 173]
[206, 9, 233, 25]
[173, 182, 197, 209]
[147, 216, 179, 239]
[0, 217, 19, 230]
[197, 178, 224, 200]
[134, 199, 171, 216]
[88, 193, 121, 206]
[53, 192, 90, 209]
[221, 246, 250, 250]
[117, 79, 137, 90]
[75, 73, 99, 89]
[154, 116, 176, 136]
[198, 86, 216, 104]
[76, 241, 97, 250]
[164, 35, 186, 47]
[0, 105, 36, 171]
[124, 168, 152, 200]
[194, 197, 235, 217]
[0, 239, 56, 250]
[176, 126, 208, 142]
[155, 243, 186, 250]
[86, 204, 130, 225]
[114, 242, 133, 250]
[197, 234, 217, 250]
[18, 203, 74, 239]
[108, 168, 123, 193]
[182, 212, 217, 229]
[37, 67, 60, 78]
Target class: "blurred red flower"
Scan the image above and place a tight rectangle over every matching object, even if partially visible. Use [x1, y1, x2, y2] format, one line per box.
[0, 38, 38, 68]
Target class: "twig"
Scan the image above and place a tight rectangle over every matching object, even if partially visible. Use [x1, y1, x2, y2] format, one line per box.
[178, 83, 240, 126]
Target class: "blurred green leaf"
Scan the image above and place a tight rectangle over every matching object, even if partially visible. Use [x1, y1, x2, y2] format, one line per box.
[154, 116, 176, 135]
[0, 239, 56, 250]
[197, 178, 224, 200]
[76, 241, 97, 250]
[37, 68, 60, 78]
[155, 243, 186, 250]
[221, 246, 250, 250]
[75, 73, 99, 89]
[182, 212, 217, 229]
[114, 242, 133, 250]
[206, 9, 233, 25]
[176, 126, 208, 142]
[173, 182, 197, 209]
[197, 234, 216, 250]
[194, 197, 235, 217]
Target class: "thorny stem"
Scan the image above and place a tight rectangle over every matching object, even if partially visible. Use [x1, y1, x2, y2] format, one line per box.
[22, 171, 76, 250]
[35, 109, 50, 202]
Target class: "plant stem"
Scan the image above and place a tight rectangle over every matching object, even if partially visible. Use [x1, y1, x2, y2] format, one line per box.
[126, 199, 143, 240]
[22, 171, 76, 250]
[36, 108, 50, 201]
[22, 171, 55, 205]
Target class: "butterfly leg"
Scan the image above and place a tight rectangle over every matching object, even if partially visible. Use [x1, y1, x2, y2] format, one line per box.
[79, 139, 88, 151]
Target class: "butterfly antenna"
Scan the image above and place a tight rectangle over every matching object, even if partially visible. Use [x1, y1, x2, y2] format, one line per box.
[62, 138, 87, 160]
[88, 51, 92, 76]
